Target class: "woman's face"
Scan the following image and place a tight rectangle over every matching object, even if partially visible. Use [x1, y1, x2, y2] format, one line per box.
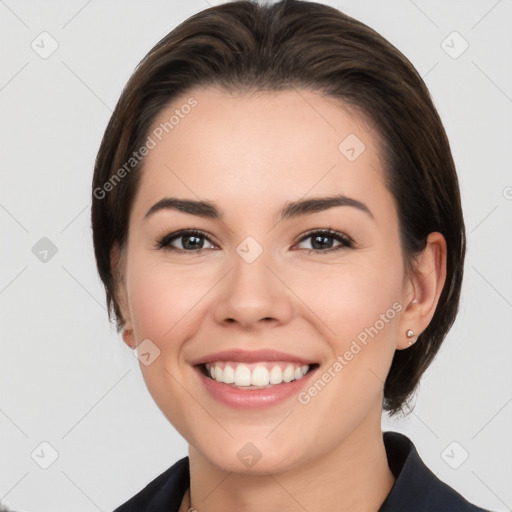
[117, 87, 419, 474]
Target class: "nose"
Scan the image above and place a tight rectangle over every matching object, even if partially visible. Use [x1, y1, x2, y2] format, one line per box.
[212, 248, 294, 330]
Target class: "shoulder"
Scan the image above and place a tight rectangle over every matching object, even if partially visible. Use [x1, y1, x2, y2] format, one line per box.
[113, 456, 189, 512]
[380, 431, 491, 512]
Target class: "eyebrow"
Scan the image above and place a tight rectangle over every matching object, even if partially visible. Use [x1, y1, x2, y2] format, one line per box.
[144, 194, 374, 222]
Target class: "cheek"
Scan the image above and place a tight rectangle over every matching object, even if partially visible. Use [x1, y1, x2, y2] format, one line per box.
[288, 265, 402, 432]
[125, 259, 215, 343]
[123, 259, 215, 435]
[292, 256, 403, 340]
[291, 256, 404, 394]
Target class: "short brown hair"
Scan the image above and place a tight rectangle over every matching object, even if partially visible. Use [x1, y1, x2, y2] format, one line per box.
[91, 0, 466, 415]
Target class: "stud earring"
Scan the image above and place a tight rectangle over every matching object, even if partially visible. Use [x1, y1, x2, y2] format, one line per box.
[406, 329, 416, 346]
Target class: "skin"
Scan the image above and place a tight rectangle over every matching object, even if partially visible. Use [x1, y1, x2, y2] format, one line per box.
[112, 87, 447, 512]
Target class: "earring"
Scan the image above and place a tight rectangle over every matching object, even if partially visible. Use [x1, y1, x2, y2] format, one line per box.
[406, 329, 416, 346]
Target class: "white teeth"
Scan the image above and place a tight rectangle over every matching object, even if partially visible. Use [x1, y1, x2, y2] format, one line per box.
[234, 364, 252, 386]
[205, 362, 310, 387]
[283, 365, 295, 383]
[223, 365, 235, 384]
[251, 366, 270, 386]
[269, 366, 282, 385]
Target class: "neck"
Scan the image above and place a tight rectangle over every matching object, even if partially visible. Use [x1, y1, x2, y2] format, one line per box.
[186, 410, 395, 512]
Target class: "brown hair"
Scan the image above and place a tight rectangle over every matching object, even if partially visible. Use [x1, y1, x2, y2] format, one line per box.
[91, 0, 466, 415]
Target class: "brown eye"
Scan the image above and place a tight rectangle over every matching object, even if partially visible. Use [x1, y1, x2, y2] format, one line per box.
[157, 230, 216, 252]
[295, 229, 354, 253]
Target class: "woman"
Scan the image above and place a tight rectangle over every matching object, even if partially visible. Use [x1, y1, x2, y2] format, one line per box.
[91, 1, 490, 510]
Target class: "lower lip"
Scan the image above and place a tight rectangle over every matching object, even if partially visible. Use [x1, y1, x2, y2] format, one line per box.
[195, 366, 317, 409]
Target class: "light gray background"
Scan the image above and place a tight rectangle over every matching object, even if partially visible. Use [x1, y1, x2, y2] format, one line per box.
[1, 0, 511, 510]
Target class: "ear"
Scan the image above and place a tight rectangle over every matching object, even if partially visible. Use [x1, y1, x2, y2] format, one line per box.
[110, 243, 135, 349]
[396, 232, 447, 350]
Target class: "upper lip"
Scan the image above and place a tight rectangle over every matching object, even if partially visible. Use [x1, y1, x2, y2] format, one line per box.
[189, 349, 316, 366]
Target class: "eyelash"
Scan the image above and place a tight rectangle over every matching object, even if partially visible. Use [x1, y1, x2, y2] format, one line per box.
[155, 228, 355, 254]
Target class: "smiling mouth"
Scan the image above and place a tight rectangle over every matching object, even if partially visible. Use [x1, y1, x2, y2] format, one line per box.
[199, 361, 319, 390]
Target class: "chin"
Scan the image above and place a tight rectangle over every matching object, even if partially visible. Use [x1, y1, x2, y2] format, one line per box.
[192, 434, 307, 476]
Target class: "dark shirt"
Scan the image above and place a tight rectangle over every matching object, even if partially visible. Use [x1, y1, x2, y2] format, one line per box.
[113, 431, 490, 511]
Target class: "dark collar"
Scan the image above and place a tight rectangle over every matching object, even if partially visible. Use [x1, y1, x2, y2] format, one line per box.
[114, 431, 488, 511]
[379, 431, 487, 511]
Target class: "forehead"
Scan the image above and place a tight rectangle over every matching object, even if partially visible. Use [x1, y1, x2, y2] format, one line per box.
[131, 87, 393, 223]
